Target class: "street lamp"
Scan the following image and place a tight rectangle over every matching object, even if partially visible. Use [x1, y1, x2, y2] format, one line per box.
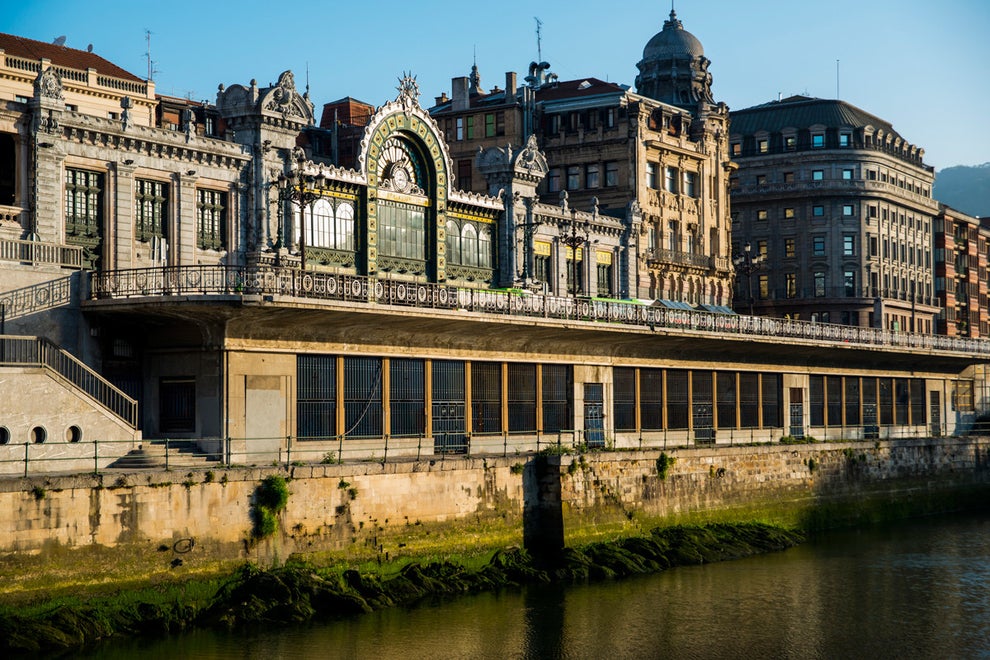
[278, 161, 327, 270]
[733, 242, 765, 316]
[560, 214, 591, 300]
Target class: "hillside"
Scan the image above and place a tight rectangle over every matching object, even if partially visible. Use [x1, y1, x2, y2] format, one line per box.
[934, 163, 990, 217]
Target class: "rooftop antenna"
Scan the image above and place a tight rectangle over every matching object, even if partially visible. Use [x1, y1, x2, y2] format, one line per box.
[534, 17, 543, 62]
[144, 29, 158, 82]
[836, 59, 840, 99]
[305, 62, 310, 97]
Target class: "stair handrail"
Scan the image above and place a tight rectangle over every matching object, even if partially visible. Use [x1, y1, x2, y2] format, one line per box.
[0, 335, 138, 428]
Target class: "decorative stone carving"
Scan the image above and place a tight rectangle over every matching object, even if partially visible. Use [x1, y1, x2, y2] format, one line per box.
[35, 68, 63, 101]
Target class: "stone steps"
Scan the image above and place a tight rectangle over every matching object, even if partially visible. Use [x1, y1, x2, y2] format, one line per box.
[108, 441, 220, 470]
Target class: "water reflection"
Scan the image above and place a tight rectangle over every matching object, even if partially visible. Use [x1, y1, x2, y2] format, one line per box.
[84, 513, 990, 659]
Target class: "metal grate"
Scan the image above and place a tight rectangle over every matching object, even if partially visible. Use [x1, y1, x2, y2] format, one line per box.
[640, 368, 663, 430]
[541, 364, 572, 433]
[508, 363, 537, 433]
[879, 378, 894, 426]
[432, 360, 466, 452]
[827, 376, 843, 426]
[761, 374, 782, 428]
[344, 357, 383, 437]
[739, 372, 760, 428]
[390, 358, 425, 437]
[692, 370, 714, 444]
[845, 377, 861, 426]
[471, 361, 502, 434]
[716, 372, 737, 429]
[297, 354, 336, 439]
[613, 367, 636, 431]
[666, 370, 689, 430]
[910, 379, 926, 426]
[809, 376, 825, 426]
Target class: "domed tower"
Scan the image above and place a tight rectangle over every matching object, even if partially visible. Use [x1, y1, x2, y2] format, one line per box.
[635, 9, 714, 111]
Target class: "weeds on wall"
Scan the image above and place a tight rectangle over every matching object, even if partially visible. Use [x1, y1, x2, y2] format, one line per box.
[251, 475, 290, 538]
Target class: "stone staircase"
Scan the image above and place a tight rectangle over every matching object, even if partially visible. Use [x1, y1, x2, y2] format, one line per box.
[108, 440, 220, 470]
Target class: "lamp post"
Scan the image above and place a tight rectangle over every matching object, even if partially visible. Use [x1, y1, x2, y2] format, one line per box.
[560, 214, 591, 300]
[278, 161, 326, 270]
[733, 242, 765, 316]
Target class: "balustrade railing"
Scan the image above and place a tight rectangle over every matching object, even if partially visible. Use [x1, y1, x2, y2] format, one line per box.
[89, 265, 990, 357]
[0, 335, 138, 427]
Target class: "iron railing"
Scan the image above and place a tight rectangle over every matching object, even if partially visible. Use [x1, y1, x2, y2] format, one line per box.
[89, 265, 990, 357]
[0, 335, 138, 427]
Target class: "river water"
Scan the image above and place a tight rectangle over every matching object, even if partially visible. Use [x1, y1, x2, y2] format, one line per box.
[87, 513, 990, 659]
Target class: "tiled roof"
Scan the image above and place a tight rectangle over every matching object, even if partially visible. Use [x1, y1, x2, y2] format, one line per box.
[536, 78, 626, 101]
[0, 32, 143, 82]
[730, 95, 898, 138]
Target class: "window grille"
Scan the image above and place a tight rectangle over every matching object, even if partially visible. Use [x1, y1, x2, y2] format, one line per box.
[297, 355, 336, 439]
[508, 363, 537, 433]
[666, 370, 689, 430]
[471, 362, 502, 434]
[390, 358, 425, 437]
[541, 364, 573, 433]
[640, 368, 663, 430]
[716, 372, 737, 429]
[844, 377, 861, 426]
[613, 367, 636, 431]
[761, 375, 782, 428]
[344, 357, 382, 437]
[739, 373, 760, 428]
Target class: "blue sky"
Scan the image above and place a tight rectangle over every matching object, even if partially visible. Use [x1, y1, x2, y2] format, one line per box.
[3, 0, 988, 169]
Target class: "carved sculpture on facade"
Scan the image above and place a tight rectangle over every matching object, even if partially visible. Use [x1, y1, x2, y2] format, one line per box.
[35, 68, 63, 101]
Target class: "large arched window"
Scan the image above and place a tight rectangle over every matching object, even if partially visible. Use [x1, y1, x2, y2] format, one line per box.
[335, 201, 354, 251]
[478, 225, 492, 268]
[446, 219, 460, 262]
[308, 198, 333, 248]
[301, 198, 356, 251]
[462, 223, 478, 267]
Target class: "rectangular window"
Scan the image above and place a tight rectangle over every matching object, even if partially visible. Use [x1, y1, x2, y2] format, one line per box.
[813, 205, 825, 217]
[605, 107, 616, 128]
[814, 271, 826, 297]
[730, 142, 741, 156]
[471, 362, 502, 434]
[567, 166, 581, 190]
[785, 238, 796, 258]
[839, 132, 851, 147]
[843, 235, 855, 256]
[761, 374, 782, 428]
[812, 133, 825, 148]
[757, 209, 768, 221]
[813, 236, 826, 256]
[160, 377, 195, 433]
[485, 113, 495, 137]
[758, 138, 769, 153]
[683, 171, 697, 197]
[784, 207, 795, 219]
[827, 376, 843, 426]
[843, 204, 855, 216]
[379, 200, 426, 261]
[665, 166, 679, 194]
[586, 163, 600, 189]
[549, 114, 561, 133]
[812, 170, 824, 181]
[756, 174, 767, 185]
[457, 159, 473, 191]
[786, 273, 797, 298]
[466, 115, 475, 140]
[508, 363, 537, 433]
[640, 368, 663, 430]
[666, 370, 689, 430]
[784, 136, 796, 151]
[844, 377, 861, 426]
[758, 274, 769, 299]
[842, 168, 854, 180]
[613, 367, 637, 431]
[716, 372, 737, 430]
[495, 111, 505, 136]
[547, 168, 561, 193]
[596, 251, 613, 297]
[783, 171, 795, 183]
[757, 240, 768, 257]
[297, 355, 336, 440]
[542, 364, 573, 433]
[456, 117, 464, 140]
[605, 161, 619, 187]
[65, 168, 104, 268]
[196, 189, 226, 251]
[344, 357, 383, 437]
[390, 358, 425, 437]
[646, 163, 658, 189]
[739, 372, 759, 428]
[844, 269, 856, 296]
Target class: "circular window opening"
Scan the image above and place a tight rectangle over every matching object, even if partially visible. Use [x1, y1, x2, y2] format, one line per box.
[0, 427, 9, 445]
[31, 426, 47, 444]
[67, 426, 83, 443]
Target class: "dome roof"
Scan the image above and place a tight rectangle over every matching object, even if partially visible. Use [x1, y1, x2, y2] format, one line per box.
[642, 10, 704, 61]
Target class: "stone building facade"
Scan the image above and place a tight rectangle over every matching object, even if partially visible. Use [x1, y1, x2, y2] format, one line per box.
[430, 10, 735, 307]
[934, 205, 990, 337]
[729, 95, 940, 332]
[0, 30, 986, 473]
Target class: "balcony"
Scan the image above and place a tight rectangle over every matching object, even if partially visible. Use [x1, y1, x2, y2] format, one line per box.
[0, 236, 83, 268]
[87, 265, 989, 358]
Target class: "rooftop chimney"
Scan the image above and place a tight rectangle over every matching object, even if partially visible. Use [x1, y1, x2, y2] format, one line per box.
[452, 76, 469, 112]
[505, 72, 517, 101]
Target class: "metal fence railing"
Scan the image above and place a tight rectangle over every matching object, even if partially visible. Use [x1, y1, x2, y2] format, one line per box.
[0, 423, 970, 478]
[0, 335, 138, 428]
[90, 265, 990, 358]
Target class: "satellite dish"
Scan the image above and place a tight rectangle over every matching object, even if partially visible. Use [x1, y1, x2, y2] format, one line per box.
[87, 44, 93, 52]
[53, 35, 66, 46]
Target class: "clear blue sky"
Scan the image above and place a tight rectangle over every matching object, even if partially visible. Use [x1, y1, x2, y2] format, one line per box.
[4, 0, 988, 169]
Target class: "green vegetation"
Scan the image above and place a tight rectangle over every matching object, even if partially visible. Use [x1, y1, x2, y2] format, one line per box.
[655, 452, 675, 480]
[251, 475, 290, 539]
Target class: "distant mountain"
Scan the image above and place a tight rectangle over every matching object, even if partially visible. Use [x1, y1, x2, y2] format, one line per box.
[933, 163, 990, 217]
